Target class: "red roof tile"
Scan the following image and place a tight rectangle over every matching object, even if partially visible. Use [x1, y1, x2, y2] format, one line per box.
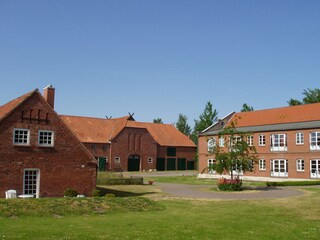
[230, 102, 320, 127]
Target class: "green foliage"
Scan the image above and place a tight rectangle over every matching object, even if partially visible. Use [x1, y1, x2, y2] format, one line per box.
[175, 113, 192, 136]
[266, 181, 320, 187]
[153, 118, 163, 124]
[64, 188, 78, 197]
[217, 178, 242, 191]
[241, 103, 254, 112]
[288, 88, 320, 106]
[92, 189, 100, 197]
[105, 193, 116, 198]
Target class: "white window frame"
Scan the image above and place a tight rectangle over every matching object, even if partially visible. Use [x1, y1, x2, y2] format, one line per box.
[207, 138, 216, 152]
[23, 169, 40, 198]
[270, 134, 287, 151]
[219, 137, 225, 147]
[247, 135, 254, 146]
[114, 157, 121, 164]
[148, 157, 153, 164]
[259, 135, 266, 146]
[310, 132, 320, 151]
[296, 132, 304, 145]
[296, 159, 304, 172]
[270, 159, 288, 177]
[310, 159, 320, 178]
[207, 159, 216, 173]
[13, 128, 30, 146]
[259, 159, 266, 171]
[38, 130, 54, 147]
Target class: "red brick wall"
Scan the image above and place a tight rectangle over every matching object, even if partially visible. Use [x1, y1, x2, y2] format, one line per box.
[0, 92, 96, 198]
[198, 129, 320, 179]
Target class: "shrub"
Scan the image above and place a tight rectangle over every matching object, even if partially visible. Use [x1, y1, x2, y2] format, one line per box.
[266, 181, 320, 187]
[64, 188, 78, 197]
[217, 178, 242, 191]
[105, 193, 116, 198]
[92, 189, 100, 197]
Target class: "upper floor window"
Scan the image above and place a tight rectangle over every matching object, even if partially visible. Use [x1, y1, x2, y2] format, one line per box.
[13, 128, 30, 146]
[259, 135, 266, 146]
[219, 137, 225, 147]
[296, 133, 304, 145]
[270, 134, 287, 151]
[167, 147, 176, 156]
[207, 138, 216, 152]
[310, 132, 320, 150]
[247, 135, 254, 146]
[38, 130, 54, 147]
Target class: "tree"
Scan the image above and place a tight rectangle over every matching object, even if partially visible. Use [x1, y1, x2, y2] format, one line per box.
[208, 121, 258, 181]
[191, 101, 218, 143]
[153, 118, 163, 124]
[175, 114, 191, 136]
[241, 103, 254, 112]
[288, 88, 320, 106]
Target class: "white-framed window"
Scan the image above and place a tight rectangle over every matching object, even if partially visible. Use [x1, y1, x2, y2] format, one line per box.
[270, 134, 287, 151]
[207, 138, 216, 152]
[270, 159, 288, 177]
[310, 132, 320, 150]
[247, 135, 254, 146]
[259, 135, 266, 146]
[296, 132, 304, 145]
[148, 157, 153, 164]
[23, 169, 40, 198]
[114, 157, 121, 164]
[13, 128, 30, 145]
[259, 159, 266, 171]
[219, 137, 225, 147]
[296, 159, 304, 172]
[38, 130, 54, 147]
[207, 159, 216, 173]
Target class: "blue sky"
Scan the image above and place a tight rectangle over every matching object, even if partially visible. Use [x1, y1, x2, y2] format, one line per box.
[0, 0, 319, 126]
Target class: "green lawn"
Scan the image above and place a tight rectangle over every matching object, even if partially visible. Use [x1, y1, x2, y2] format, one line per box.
[1, 175, 320, 239]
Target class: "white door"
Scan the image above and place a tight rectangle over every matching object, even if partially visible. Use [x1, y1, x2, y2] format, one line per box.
[310, 160, 320, 179]
[23, 169, 40, 198]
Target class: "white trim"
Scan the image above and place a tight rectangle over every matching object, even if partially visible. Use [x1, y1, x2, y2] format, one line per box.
[13, 128, 30, 146]
[38, 130, 54, 147]
[201, 112, 235, 133]
[23, 169, 40, 198]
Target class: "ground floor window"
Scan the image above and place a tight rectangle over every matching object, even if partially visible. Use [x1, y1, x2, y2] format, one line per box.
[23, 169, 39, 198]
[270, 159, 288, 177]
[207, 159, 215, 173]
[310, 159, 320, 179]
[296, 159, 304, 172]
[259, 159, 266, 171]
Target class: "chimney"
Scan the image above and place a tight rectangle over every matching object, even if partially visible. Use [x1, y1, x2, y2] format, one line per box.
[43, 85, 55, 109]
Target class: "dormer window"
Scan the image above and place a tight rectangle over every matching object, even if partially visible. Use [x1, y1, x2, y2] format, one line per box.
[13, 128, 30, 146]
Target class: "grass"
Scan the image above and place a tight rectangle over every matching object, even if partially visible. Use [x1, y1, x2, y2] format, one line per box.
[1, 174, 320, 239]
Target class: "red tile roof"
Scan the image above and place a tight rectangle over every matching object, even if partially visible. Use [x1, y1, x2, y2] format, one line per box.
[229, 102, 320, 127]
[0, 90, 36, 121]
[61, 115, 196, 147]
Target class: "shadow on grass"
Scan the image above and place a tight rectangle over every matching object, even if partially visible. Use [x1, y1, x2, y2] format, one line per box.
[242, 186, 279, 191]
[96, 186, 158, 197]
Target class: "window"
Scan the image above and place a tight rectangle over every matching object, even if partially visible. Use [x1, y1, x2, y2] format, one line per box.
[270, 134, 287, 151]
[148, 157, 153, 164]
[23, 169, 39, 198]
[259, 159, 266, 171]
[207, 159, 216, 173]
[259, 135, 266, 146]
[114, 157, 120, 164]
[296, 159, 304, 172]
[13, 128, 30, 145]
[296, 133, 304, 145]
[310, 132, 320, 150]
[167, 147, 176, 156]
[219, 137, 225, 147]
[270, 159, 288, 177]
[38, 130, 54, 147]
[207, 138, 216, 151]
[247, 135, 254, 146]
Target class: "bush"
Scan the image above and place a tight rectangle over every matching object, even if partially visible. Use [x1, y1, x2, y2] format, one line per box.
[266, 181, 320, 187]
[64, 188, 78, 197]
[92, 189, 100, 197]
[217, 178, 242, 191]
[105, 193, 116, 198]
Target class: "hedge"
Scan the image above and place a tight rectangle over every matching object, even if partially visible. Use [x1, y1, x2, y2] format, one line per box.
[266, 181, 320, 187]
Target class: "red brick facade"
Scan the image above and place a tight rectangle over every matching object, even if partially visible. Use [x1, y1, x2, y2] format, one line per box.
[0, 91, 96, 198]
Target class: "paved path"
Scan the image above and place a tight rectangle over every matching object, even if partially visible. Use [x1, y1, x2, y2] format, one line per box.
[155, 182, 305, 200]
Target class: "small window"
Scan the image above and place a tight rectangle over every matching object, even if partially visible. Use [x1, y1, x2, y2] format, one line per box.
[247, 135, 254, 146]
[207, 138, 216, 151]
[38, 130, 54, 147]
[102, 145, 108, 151]
[13, 128, 30, 145]
[167, 147, 176, 157]
[259, 159, 266, 171]
[114, 157, 120, 164]
[296, 159, 304, 172]
[219, 137, 224, 147]
[91, 144, 96, 151]
[296, 133, 304, 145]
[259, 135, 266, 146]
[148, 157, 153, 164]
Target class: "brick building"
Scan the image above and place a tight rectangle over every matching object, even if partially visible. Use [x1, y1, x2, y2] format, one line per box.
[61, 115, 197, 172]
[0, 87, 96, 198]
[198, 103, 320, 180]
